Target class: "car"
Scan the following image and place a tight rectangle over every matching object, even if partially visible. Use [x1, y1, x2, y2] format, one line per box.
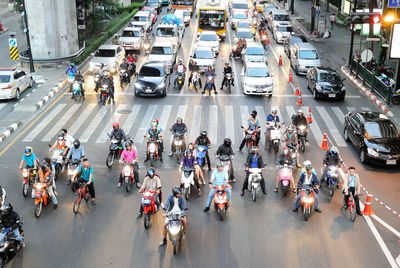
[131, 11, 153, 33]
[134, 62, 170, 97]
[147, 41, 177, 72]
[290, 42, 321, 75]
[174, 9, 191, 26]
[190, 46, 216, 73]
[142, 6, 158, 24]
[231, 12, 249, 29]
[242, 42, 266, 63]
[146, 0, 162, 13]
[268, 9, 290, 30]
[240, 62, 273, 95]
[283, 34, 307, 58]
[118, 27, 144, 51]
[344, 111, 400, 165]
[197, 31, 220, 55]
[262, 4, 278, 22]
[89, 45, 125, 73]
[272, 23, 294, 43]
[236, 20, 256, 36]
[306, 67, 345, 100]
[255, 0, 269, 12]
[234, 28, 255, 43]
[0, 68, 34, 100]
[230, 0, 249, 16]
[155, 23, 183, 48]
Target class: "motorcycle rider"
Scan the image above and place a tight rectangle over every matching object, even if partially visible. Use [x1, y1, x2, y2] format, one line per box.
[49, 132, 69, 157]
[204, 162, 232, 212]
[94, 63, 106, 93]
[265, 107, 281, 148]
[35, 161, 58, 209]
[19, 146, 38, 170]
[0, 204, 24, 247]
[138, 167, 162, 217]
[239, 110, 260, 151]
[160, 187, 186, 246]
[169, 117, 188, 157]
[65, 63, 77, 76]
[220, 62, 234, 90]
[72, 70, 85, 99]
[188, 60, 202, 89]
[110, 123, 127, 149]
[112, 34, 119, 44]
[282, 124, 300, 167]
[187, 143, 205, 184]
[0, 186, 5, 206]
[216, 138, 235, 182]
[241, 147, 267, 196]
[202, 65, 217, 94]
[292, 162, 321, 213]
[174, 59, 187, 89]
[292, 109, 308, 139]
[195, 130, 211, 170]
[119, 58, 131, 85]
[101, 71, 115, 103]
[343, 166, 362, 215]
[145, 121, 164, 162]
[300, 160, 317, 177]
[118, 140, 140, 188]
[179, 149, 201, 196]
[72, 157, 96, 205]
[275, 147, 296, 193]
[320, 146, 343, 184]
[61, 129, 74, 152]
[66, 139, 85, 165]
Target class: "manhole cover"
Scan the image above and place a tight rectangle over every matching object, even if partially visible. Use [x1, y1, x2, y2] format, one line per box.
[118, 109, 132, 114]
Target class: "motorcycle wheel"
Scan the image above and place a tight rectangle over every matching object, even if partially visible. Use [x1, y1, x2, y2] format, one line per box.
[274, 142, 279, 153]
[102, 96, 106, 105]
[173, 240, 180, 255]
[303, 207, 311, 221]
[228, 83, 231, 94]
[350, 202, 357, 222]
[282, 185, 288, 197]
[184, 187, 190, 200]
[54, 165, 59, 181]
[329, 182, 334, 197]
[34, 202, 42, 218]
[150, 157, 155, 168]
[125, 177, 131, 193]
[73, 194, 81, 214]
[106, 152, 114, 168]
[217, 207, 224, 221]
[22, 182, 29, 197]
[392, 96, 400, 105]
[252, 188, 257, 202]
[144, 213, 151, 229]
[176, 149, 181, 163]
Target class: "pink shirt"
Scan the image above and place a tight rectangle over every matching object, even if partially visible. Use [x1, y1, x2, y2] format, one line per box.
[121, 149, 138, 162]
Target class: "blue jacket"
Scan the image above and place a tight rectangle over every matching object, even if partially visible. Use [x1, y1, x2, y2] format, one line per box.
[163, 194, 185, 215]
[297, 172, 319, 188]
[66, 66, 77, 75]
[266, 114, 280, 122]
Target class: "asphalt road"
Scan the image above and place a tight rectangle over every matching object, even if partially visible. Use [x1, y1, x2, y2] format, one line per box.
[0, 2, 398, 268]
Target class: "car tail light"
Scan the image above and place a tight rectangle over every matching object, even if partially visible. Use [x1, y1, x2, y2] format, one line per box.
[2, 85, 12, 90]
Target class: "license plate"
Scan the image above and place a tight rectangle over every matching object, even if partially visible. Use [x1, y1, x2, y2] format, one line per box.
[386, 159, 396, 165]
[328, 94, 336, 98]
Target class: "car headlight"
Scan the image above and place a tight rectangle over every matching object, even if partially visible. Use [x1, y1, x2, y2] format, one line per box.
[316, 84, 322, 90]
[367, 148, 379, 157]
[157, 81, 166, 89]
[134, 82, 142, 89]
[299, 65, 305, 69]
[299, 125, 306, 131]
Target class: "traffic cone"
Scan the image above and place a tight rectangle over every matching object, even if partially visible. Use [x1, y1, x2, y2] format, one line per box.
[296, 92, 303, 105]
[320, 131, 329, 149]
[267, 34, 270, 45]
[307, 107, 312, 123]
[289, 70, 293, 83]
[278, 55, 282, 66]
[363, 195, 374, 216]
[0, 21, 3, 32]
[295, 84, 300, 96]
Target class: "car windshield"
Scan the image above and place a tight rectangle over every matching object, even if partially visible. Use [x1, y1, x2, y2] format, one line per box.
[233, 3, 248, 9]
[94, 49, 116, 57]
[274, 14, 290, 21]
[238, 21, 251, 28]
[157, 27, 176, 37]
[150, 46, 172, 55]
[258, 0, 268, 4]
[0, 75, 11, 83]
[122, 30, 140, 37]
[265, 7, 277, 12]
[133, 16, 148, 22]
[246, 47, 264, 55]
[233, 13, 247, 19]
[194, 50, 213, 59]
[139, 66, 163, 77]
[237, 31, 253, 39]
[247, 67, 269, 77]
[318, 72, 341, 83]
[148, 0, 158, 3]
[277, 26, 293, 32]
[200, 34, 217, 41]
[364, 122, 400, 139]
[299, 50, 318, 59]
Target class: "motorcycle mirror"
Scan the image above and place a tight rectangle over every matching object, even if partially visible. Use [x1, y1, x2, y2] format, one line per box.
[48, 144, 51, 147]
[240, 125, 244, 129]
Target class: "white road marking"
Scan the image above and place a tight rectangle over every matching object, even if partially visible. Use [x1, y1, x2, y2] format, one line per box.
[240, 106, 250, 127]
[26, 93, 31, 97]
[316, 106, 346, 147]
[224, 105, 235, 145]
[23, 104, 67, 142]
[158, 105, 173, 133]
[209, 105, 218, 143]
[189, 105, 202, 142]
[255, 105, 266, 135]
[347, 107, 356, 112]
[331, 106, 346, 123]
[370, 214, 400, 239]
[68, 104, 97, 137]
[361, 106, 372, 111]
[134, 105, 157, 143]
[20, 98, 25, 102]
[79, 106, 109, 142]
[13, 103, 18, 107]
[300, 105, 323, 146]
[177, 105, 187, 121]
[121, 104, 142, 137]
[397, 255, 400, 267]
[96, 104, 127, 144]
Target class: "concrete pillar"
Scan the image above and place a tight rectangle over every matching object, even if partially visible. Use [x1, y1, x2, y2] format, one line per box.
[25, 0, 79, 60]
[118, 0, 131, 6]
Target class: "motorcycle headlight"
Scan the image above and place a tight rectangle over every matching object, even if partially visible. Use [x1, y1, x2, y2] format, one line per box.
[299, 125, 306, 131]
[157, 81, 166, 89]
[175, 140, 182, 145]
[292, 153, 296, 158]
[169, 225, 181, 235]
[102, 84, 108, 89]
[22, 169, 29, 177]
[198, 147, 204, 152]
[262, 35, 267, 40]
[232, 45, 237, 50]
[329, 166, 338, 172]
[367, 148, 379, 157]
[134, 82, 142, 89]
[302, 196, 314, 203]
[144, 43, 150, 49]
[207, 76, 213, 81]
[53, 151, 60, 157]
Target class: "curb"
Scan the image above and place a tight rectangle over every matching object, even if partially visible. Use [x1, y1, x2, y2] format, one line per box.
[0, 121, 22, 143]
[341, 66, 394, 117]
[35, 79, 68, 110]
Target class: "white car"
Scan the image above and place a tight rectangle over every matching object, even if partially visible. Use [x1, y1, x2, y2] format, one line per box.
[89, 45, 125, 73]
[131, 11, 153, 32]
[242, 42, 266, 63]
[273, 23, 294, 43]
[197, 31, 220, 55]
[148, 41, 177, 72]
[118, 27, 144, 51]
[190, 46, 216, 73]
[0, 68, 34, 100]
[241, 62, 273, 95]
[174, 9, 191, 26]
[231, 12, 248, 29]
[234, 28, 255, 43]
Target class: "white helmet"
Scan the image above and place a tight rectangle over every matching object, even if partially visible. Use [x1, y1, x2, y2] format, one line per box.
[303, 160, 311, 166]
[271, 107, 278, 114]
[298, 109, 304, 114]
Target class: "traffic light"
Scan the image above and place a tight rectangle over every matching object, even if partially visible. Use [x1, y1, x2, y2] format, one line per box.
[351, 12, 381, 35]
[371, 14, 382, 24]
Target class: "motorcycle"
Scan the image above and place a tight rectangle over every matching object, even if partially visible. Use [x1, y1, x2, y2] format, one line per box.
[94, 72, 103, 92]
[299, 185, 316, 221]
[267, 122, 282, 153]
[217, 154, 234, 182]
[296, 124, 308, 153]
[247, 167, 263, 202]
[49, 148, 65, 181]
[195, 145, 208, 168]
[145, 135, 163, 167]
[171, 130, 186, 162]
[167, 212, 184, 255]
[204, 75, 215, 95]
[229, 45, 242, 60]
[32, 182, 51, 218]
[191, 71, 200, 91]
[106, 134, 124, 168]
[260, 29, 267, 47]
[222, 72, 233, 94]
[0, 225, 24, 267]
[119, 68, 130, 88]
[213, 185, 229, 221]
[325, 165, 339, 197]
[287, 143, 298, 167]
[119, 160, 139, 192]
[277, 163, 293, 196]
[127, 62, 136, 77]
[72, 80, 84, 101]
[67, 160, 80, 185]
[21, 168, 36, 197]
[181, 166, 195, 200]
[241, 125, 260, 152]
[391, 88, 400, 105]
[100, 83, 110, 105]
[141, 190, 158, 229]
[177, 72, 185, 90]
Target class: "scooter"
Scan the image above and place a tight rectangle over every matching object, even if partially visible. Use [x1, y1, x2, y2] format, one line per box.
[141, 190, 157, 229]
[195, 145, 208, 168]
[100, 83, 110, 105]
[105, 134, 124, 168]
[72, 80, 84, 101]
[119, 68, 130, 88]
[204, 75, 215, 95]
[167, 212, 184, 255]
[21, 168, 36, 197]
[191, 72, 200, 91]
[299, 185, 315, 221]
[171, 130, 186, 162]
[326, 165, 339, 197]
[181, 166, 195, 200]
[267, 122, 282, 153]
[277, 163, 293, 196]
[49, 148, 65, 181]
[0, 225, 24, 266]
[67, 160, 80, 185]
[241, 125, 260, 153]
[247, 167, 263, 202]
[177, 72, 185, 90]
[213, 185, 229, 221]
[222, 72, 233, 94]
[229, 45, 242, 60]
[145, 136, 163, 167]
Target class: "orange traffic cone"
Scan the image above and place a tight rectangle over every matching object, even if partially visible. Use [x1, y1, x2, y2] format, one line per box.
[289, 70, 293, 83]
[267, 34, 270, 45]
[295, 84, 300, 96]
[363, 195, 374, 216]
[307, 107, 312, 123]
[320, 131, 329, 149]
[278, 55, 282, 66]
[296, 92, 303, 105]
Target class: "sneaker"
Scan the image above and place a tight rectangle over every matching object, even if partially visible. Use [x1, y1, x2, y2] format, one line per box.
[314, 208, 322, 213]
[160, 158, 163, 162]
[161, 202, 164, 209]
[240, 190, 244, 196]
[92, 200, 96, 206]
[168, 151, 174, 157]
[54, 204, 58, 209]
[159, 238, 167, 246]
[292, 207, 298, 212]
[198, 190, 201, 197]
[203, 207, 210, 212]
[214, 91, 218, 94]
[144, 158, 149, 162]
[274, 187, 278, 192]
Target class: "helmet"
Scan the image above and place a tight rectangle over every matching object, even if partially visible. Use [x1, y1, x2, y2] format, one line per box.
[200, 130, 207, 137]
[76, 70, 81, 75]
[216, 161, 224, 167]
[224, 138, 231, 147]
[58, 132, 65, 140]
[298, 109, 304, 114]
[225, 62, 229, 65]
[73, 139, 80, 149]
[329, 146, 338, 155]
[178, 59, 183, 64]
[287, 125, 294, 133]
[176, 117, 183, 123]
[125, 140, 133, 148]
[112, 123, 119, 130]
[186, 149, 192, 155]
[306, 164, 313, 171]
[82, 157, 89, 162]
[251, 110, 257, 118]
[114, 34, 118, 38]
[40, 161, 50, 171]
[271, 107, 278, 114]
[24, 146, 33, 155]
[147, 167, 155, 178]
[152, 119, 159, 125]
[151, 121, 157, 127]
[303, 160, 312, 167]
[283, 147, 289, 154]
[70, 63, 75, 67]
[251, 147, 259, 153]
[0, 204, 13, 216]
[172, 187, 181, 197]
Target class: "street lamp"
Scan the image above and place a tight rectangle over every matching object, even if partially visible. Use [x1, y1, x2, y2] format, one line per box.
[383, 13, 396, 23]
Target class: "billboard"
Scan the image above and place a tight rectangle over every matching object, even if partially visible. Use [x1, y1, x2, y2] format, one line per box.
[390, 23, 400, 59]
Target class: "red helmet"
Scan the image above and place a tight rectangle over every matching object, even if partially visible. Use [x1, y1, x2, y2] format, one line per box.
[112, 123, 119, 129]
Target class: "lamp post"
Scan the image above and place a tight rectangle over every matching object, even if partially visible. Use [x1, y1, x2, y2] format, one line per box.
[21, 0, 34, 73]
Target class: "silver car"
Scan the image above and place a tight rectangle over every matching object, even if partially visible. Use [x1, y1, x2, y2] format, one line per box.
[0, 68, 34, 100]
[89, 45, 125, 73]
[242, 42, 266, 63]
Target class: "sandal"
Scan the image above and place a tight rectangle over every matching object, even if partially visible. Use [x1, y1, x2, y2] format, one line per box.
[274, 187, 278, 192]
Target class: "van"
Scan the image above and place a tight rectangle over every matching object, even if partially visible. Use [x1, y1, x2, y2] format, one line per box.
[131, 11, 153, 33]
[230, 0, 249, 16]
[290, 43, 321, 75]
[267, 10, 290, 29]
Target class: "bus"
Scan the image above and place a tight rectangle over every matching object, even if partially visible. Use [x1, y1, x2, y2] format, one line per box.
[171, 0, 197, 16]
[197, 0, 227, 39]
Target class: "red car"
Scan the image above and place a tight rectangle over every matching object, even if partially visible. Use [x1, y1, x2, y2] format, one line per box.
[142, 6, 157, 24]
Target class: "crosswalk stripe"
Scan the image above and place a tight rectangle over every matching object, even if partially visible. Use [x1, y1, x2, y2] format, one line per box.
[285, 106, 296, 123]
[23, 104, 67, 142]
[347, 107, 356, 112]
[209, 105, 218, 143]
[316, 106, 346, 147]
[96, 104, 127, 144]
[41, 104, 80, 142]
[240, 106, 249, 127]
[122, 104, 142, 138]
[79, 106, 109, 143]
[361, 107, 372, 111]
[331, 106, 345, 124]
[134, 105, 157, 143]
[189, 105, 202, 142]
[69, 104, 97, 137]
[177, 105, 187, 120]
[0, 103, 7, 111]
[301, 105, 323, 146]
[224, 105, 235, 145]
[255, 106, 266, 135]
[158, 105, 172, 133]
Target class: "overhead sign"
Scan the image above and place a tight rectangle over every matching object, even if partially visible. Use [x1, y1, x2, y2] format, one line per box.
[388, 0, 400, 8]
[390, 23, 400, 59]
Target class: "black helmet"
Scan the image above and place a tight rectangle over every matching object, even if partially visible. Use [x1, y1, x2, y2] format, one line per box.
[251, 110, 257, 118]
[306, 164, 313, 171]
[40, 161, 50, 171]
[73, 139, 80, 149]
[125, 140, 133, 148]
[172, 187, 181, 197]
[177, 117, 183, 123]
[0, 203, 13, 216]
[58, 132, 65, 138]
[200, 130, 207, 137]
[224, 138, 231, 147]
[76, 70, 81, 76]
[186, 149, 192, 155]
[147, 167, 155, 178]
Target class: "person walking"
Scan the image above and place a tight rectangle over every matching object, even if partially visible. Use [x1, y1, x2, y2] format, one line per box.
[329, 13, 336, 30]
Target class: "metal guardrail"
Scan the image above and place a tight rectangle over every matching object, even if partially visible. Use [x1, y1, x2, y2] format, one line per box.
[19, 42, 86, 63]
[350, 59, 392, 105]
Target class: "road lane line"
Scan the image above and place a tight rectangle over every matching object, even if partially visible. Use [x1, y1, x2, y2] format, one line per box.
[68, 104, 97, 137]
[255, 105, 266, 140]
[226, 13, 240, 95]
[209, 105, 218, 143]
[189, 105, 202, 142]
[158, 105, 173, 132]
[23, 104, 67, 142]
[79, 106, 109, 143]
[41, 104, 80, 142]
[134, 105, 157, 143]
[177, 105, 187, 120]
[240, 106, 250, 127]
[224, 105, 235, 145]
[122, 104, 142, 137]
[331, 106, 345, 123]
[316, 106, 346, 147]
[370, 214, 400, 239]
[300, 105, 323, 146]
[183, 16, 199, 95]
[96, 104, 127, 144]
[361, 106, 372, 111]
[285, 106, 296, 123]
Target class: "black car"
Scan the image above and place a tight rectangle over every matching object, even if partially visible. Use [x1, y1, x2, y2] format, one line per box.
[283, 34, 307, 58]
[146, 0, 162, 13]
[306, 67, 345, 101]
[344, 111, 400, 165]
[134, 62, 170, 97]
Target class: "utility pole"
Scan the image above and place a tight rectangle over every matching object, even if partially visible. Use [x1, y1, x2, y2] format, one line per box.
[324, 0, 329, 32]
[291, 0, 294, 15]
[348, 0, 358, 66]
[311, 0, 316, 33]
[21, 0, 34, 73]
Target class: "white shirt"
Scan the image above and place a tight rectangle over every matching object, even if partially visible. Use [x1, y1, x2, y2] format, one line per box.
[65, 134, 74, 148]
[170, 197, 181, 214]
[177, 65, 185, 73]
[304, 173, 312, 185]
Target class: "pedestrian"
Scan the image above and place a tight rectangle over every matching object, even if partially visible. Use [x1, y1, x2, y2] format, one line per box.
[342, 166, 362, 215]
[329, 13, 336, 30]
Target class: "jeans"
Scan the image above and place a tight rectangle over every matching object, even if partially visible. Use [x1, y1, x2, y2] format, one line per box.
[0, 228, 23, 244]
[344, 187, 361, 213]
[48, 185, 58, 205]
[294, 189, 318, 210]
[206, 187, 231, 207]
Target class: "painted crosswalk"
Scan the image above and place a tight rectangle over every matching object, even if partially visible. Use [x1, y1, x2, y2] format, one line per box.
[21, 102, 377, 149]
